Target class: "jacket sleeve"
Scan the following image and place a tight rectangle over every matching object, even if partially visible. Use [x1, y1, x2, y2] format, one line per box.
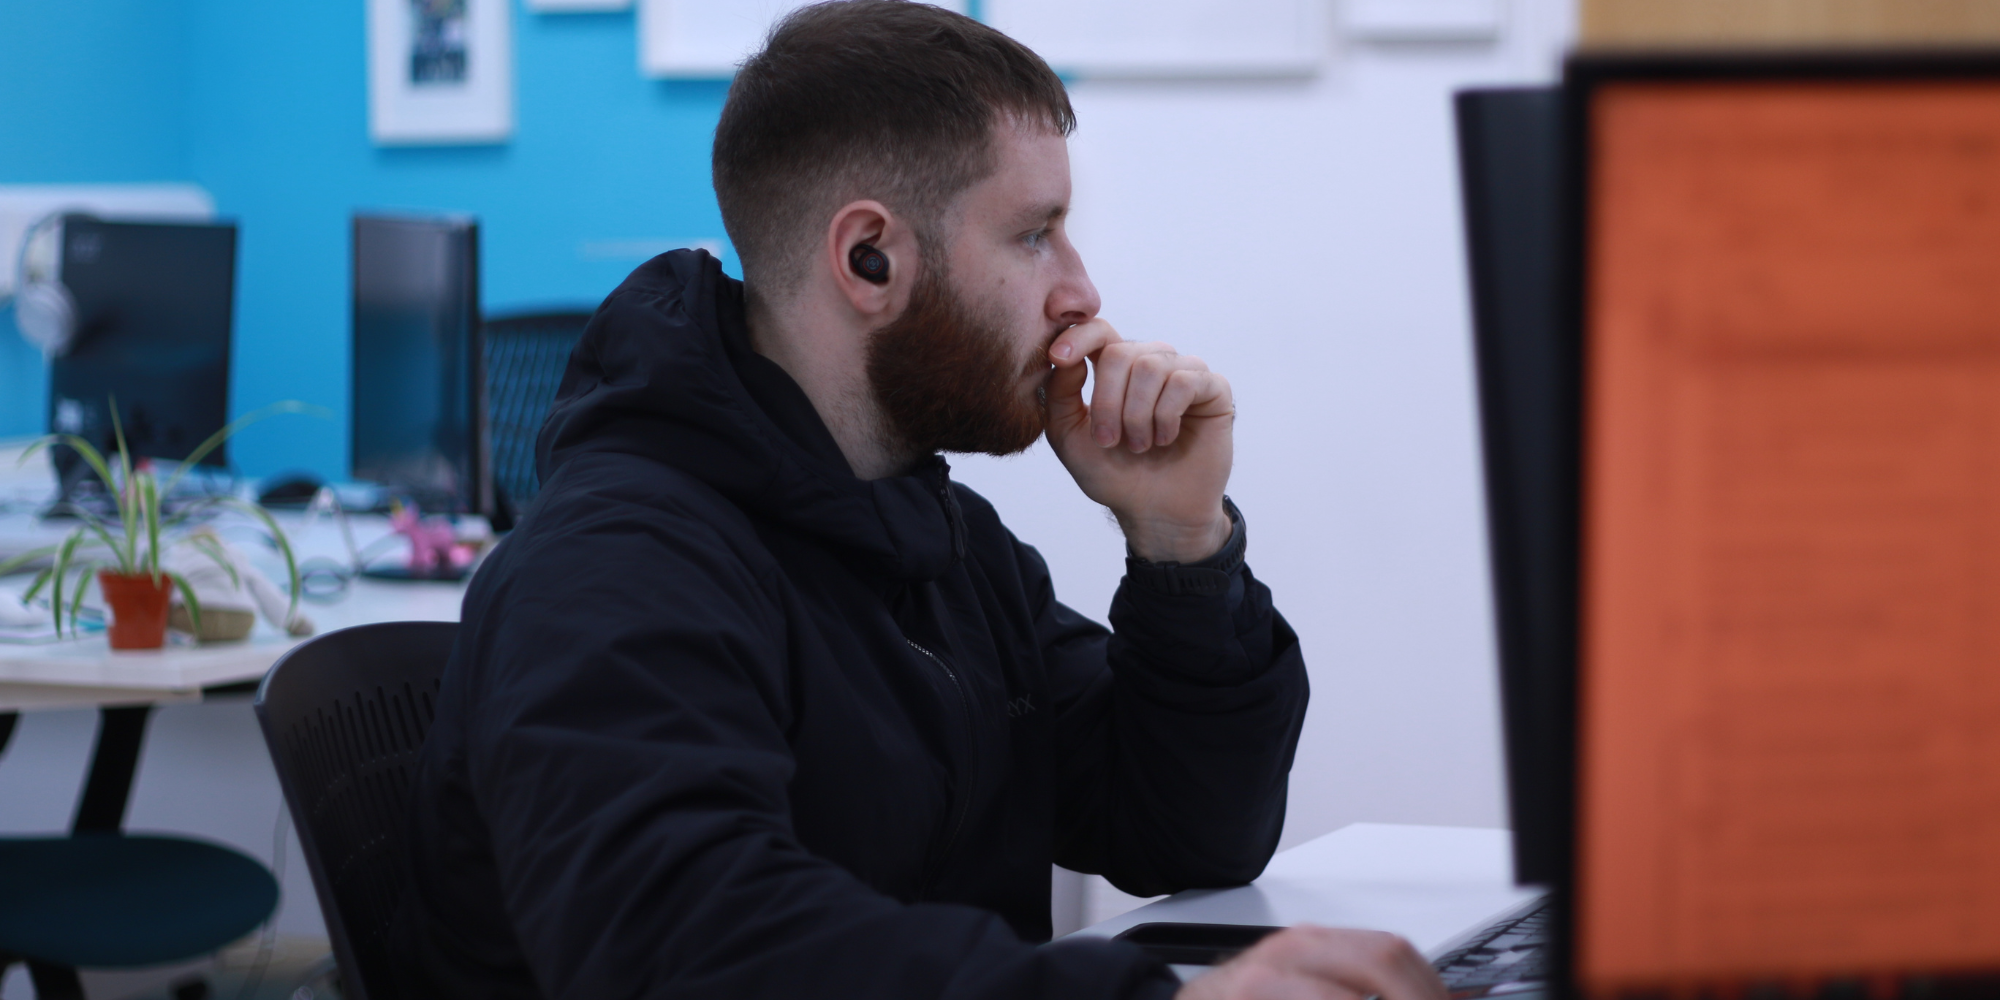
[1034, 511, 1310, 898]
[458, 496, 1181, 1000]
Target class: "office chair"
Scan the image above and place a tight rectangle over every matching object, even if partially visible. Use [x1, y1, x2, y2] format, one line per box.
[483, 310, 592, 522]
[0, 714, 281, 1000]
[254, 620, 458, 1000]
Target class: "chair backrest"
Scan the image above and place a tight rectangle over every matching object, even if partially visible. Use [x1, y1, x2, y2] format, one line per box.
[254, 620, 458, 1000]
[483, 310, 592, 516]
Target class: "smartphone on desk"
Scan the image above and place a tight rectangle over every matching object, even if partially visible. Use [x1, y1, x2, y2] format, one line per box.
[1112, 922, 1284, 967]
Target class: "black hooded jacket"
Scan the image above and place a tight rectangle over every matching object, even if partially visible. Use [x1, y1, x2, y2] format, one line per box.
[392, 250, 1310, 999]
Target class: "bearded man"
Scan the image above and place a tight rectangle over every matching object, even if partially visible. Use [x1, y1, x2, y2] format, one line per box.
[393, 3, 1446, 999]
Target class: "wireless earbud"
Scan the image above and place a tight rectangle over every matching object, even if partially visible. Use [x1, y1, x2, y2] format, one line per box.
[849, 243, 890, 284]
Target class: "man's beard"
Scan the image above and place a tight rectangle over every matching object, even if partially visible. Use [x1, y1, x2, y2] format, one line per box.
[864, 257, 1049, 459]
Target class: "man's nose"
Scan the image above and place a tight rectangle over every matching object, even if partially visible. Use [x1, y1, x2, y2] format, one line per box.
[1049, 248, 1101, 325]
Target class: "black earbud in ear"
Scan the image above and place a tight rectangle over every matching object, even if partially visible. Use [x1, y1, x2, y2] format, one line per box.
[849, 243, 890, 284]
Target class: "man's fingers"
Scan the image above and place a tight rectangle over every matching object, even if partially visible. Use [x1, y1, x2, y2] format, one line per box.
[1285, 927, 1447, 1000]
[1152, 364, 1229, 448]
[1043, 319, 1117, 436]
[1045, 324, 1230, 453]
[1090, 341, 1179, 448]
[1050, 318, 1121, 370]
[1043, 349, 1091, 430]
[1121, 352, 1183, 451]
[1210, 961, 1366, 1000]
[1179, 953, 1365, 1000]
[1152, 368, 1199, 448]
[1180, 926, 1441, 1000]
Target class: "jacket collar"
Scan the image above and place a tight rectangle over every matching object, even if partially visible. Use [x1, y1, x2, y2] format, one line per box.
[536, 249, 964, 582]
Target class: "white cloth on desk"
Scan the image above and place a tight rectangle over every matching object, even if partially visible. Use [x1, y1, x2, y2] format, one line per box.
[163, 532, 314, 637]
[0, 585, 43, 628]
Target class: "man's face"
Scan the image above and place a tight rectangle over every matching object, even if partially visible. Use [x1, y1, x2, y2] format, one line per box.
[864, 124, 1101, 458]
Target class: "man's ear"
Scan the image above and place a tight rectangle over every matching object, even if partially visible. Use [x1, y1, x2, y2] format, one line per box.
[826, 200, 915, 318]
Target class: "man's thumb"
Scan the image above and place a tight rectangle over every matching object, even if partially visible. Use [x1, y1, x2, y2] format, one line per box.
[1042, 359, 1090, 428]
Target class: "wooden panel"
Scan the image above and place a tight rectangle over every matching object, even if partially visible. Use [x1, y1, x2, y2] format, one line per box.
[1576, 80, 2000, 995]
[1582, 0, 2000, 48]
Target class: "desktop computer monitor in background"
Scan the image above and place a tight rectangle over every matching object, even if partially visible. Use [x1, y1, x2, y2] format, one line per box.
[1453, 85, 1574, 892]
[46, 218, 237, 496]
[350, 213, 491, 519]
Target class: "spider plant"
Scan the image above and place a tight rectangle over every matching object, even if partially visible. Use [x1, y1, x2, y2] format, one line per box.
[0, 399, 317, 639]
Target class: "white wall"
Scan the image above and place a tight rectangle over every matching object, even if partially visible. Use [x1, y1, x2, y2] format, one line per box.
[952, 0, 1577, 900]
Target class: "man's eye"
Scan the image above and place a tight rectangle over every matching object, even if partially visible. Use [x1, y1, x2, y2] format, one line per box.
[1023, 229, 1048, 248]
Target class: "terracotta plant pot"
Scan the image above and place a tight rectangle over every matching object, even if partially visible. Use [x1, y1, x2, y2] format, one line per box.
[99, 571, 174, 650]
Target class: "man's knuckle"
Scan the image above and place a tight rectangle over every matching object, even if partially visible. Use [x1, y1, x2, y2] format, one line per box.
[1269, 927, 1318, 958]
[1231, 962, 1286, 994]
[1362, 931, 1412, 963]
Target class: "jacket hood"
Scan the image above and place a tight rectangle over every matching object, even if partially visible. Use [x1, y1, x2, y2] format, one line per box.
[535, 249, 963, 582]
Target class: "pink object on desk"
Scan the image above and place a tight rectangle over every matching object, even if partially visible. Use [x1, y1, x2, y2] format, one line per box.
[389, 504, 475, 574]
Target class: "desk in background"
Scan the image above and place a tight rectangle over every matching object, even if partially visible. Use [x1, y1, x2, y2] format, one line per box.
[0, 576, 464, 712]
[2, 497, 468, 841]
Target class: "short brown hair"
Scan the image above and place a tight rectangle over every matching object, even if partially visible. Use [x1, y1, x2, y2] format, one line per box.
[712, 0, 1075, 297]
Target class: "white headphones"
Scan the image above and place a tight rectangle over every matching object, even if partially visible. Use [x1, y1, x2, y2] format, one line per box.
[11, 212, 81, 358]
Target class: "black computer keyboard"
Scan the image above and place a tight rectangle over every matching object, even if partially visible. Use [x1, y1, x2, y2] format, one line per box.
[1430, 896, 1552, 999]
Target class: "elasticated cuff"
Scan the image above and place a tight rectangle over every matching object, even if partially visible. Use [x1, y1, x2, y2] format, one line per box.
[1123, 496, 1245, 598]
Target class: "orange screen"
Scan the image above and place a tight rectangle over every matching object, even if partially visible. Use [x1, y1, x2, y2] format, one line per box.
[1576, 80, 2000, 996]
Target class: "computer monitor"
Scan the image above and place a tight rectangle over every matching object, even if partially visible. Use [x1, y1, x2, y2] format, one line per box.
[46, 217, 238, 499]
[350, 213, 491, 519]
[1563, 53, 2000, 998]
[1453, 85, 1576, 892]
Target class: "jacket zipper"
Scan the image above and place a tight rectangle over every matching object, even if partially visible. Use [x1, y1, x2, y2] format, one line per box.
[906, 637, 975, 898]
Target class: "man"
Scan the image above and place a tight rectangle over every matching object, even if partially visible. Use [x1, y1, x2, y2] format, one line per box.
[393, 3, 1447, 999]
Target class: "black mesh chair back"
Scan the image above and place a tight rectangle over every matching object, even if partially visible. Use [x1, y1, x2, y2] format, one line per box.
[254, 620, 459, 1000]
[483, 310, 592, 516]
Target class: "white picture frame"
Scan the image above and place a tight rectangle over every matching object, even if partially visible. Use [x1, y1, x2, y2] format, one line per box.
[527, 0, 633, 11]
[983, 0, 1326, 78]
[1343, 0, 1502, 41]
[638, 0, 967, 78]
[369, 0, 515, 145]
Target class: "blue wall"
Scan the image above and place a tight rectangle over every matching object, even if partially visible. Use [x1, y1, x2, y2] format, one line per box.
[0, 0, 190, 181]
[2, 1, 735, 479]
[0, 0, 193, 444]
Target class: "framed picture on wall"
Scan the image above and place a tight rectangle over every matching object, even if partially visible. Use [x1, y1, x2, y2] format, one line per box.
[638, 0, 966, 77]
[983, 0, 1325, 78]
[369, 0, 514, 144]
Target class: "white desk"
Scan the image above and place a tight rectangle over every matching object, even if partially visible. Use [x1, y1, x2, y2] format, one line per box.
[1073, 823, 1543, 964]
[0, 576, 466, 710]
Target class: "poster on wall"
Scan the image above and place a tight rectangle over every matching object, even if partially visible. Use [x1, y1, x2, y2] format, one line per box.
[638, 0, 966, 77]
[369, 0, 515, 144]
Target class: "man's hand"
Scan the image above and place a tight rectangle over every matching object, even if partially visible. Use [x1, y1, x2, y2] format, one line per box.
[1175, 925, 1449, 1000]
[1045, 319, 1233, 563]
